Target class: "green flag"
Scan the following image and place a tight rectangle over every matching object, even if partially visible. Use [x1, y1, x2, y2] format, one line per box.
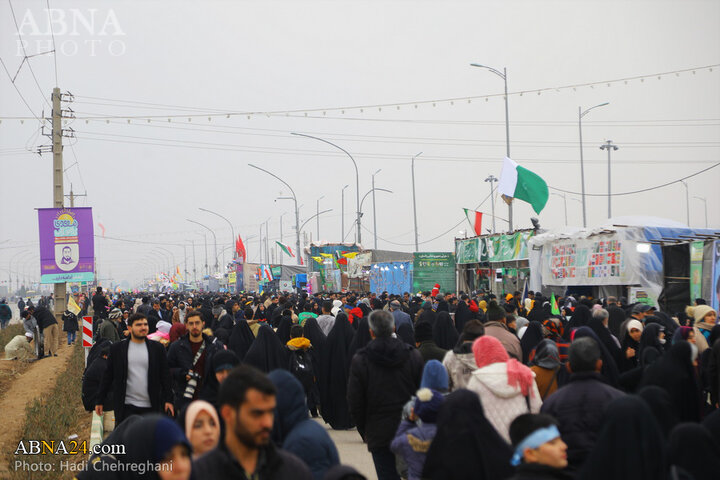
[550, 293, 560, 316]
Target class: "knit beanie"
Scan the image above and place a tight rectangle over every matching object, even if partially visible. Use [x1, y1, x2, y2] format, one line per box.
[108, 308, 122, 319]
[414, 388, 444, 424]
[420, 359, 449, 391]
[212, 349, 240, 372]
[486, 300, 506, 323]
[688, 305, 716, 323]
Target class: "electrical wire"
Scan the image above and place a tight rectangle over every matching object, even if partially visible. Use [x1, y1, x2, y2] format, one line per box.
[0, 56, 44, 123]
[46, 0, 58, 87]
[549, 162, 720, 197]
[8, 0, 51, 108]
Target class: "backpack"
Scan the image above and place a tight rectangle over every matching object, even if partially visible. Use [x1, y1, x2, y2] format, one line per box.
[288, 349, 315, 390]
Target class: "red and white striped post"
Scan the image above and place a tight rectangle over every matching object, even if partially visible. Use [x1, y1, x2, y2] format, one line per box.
[83, 316, 93, 366]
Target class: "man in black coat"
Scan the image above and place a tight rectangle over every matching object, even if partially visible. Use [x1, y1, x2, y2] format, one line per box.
[146, 300, 165, 334]
[95, 312, 174, 425]
[454, 294, 473, 334]
[92, 287, 109, 319]
[347, 310, 423, 480]
[167, 311, 223, 411]
[192, 365, 312, 480]
[541, 337, 625, 471]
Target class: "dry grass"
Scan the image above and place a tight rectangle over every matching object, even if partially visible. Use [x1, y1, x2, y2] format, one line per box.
[0, 324, 31, 400]
[6, 344, 87, 479]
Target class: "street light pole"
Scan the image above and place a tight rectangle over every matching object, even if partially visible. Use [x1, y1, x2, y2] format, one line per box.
[551, 192, 568, 225]
[341, 185, 349, 242]
[411, 152, 423, 252]
[187, 219, 218, 274]
[693, 196, 708, 228]
[199, 207, 236, 259]
[681, 181, 690, 226]
[372, 169, 382, 250]
[578, 102, 610, 227]
[470, 63, 512, 231]
[316, 195, 324, 241]
[484, 175, 498, 233]
[291, 133, 361, 244]
[249, 164, 302, 266]
[599, 140, 619, 219]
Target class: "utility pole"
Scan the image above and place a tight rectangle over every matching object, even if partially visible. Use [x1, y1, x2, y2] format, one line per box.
[411, 153, 422, 252]
[485, 175, 498, 234]
[191, 239, 197, 285]
[65, 184, 87, 208]
[599, 140, 619, 219]
[341, 185, 348, 242]
[681, 181, 690, 226]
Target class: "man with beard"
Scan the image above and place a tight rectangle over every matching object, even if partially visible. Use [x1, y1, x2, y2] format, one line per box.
[192, 365, 312, 480]
[95, 313, 174, 424]
[168, 311, 222, 411]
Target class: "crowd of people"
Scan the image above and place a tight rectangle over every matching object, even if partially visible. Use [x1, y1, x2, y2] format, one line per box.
[6, 286, 720, 479]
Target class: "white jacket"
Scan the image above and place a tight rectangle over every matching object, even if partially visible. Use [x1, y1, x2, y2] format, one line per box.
[442, 349, 478, 391]
[466, 362, 542, 443]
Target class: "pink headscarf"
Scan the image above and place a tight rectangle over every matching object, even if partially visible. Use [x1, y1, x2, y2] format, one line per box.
[472, 336, 536, 398]
[184, 400, 220, 441]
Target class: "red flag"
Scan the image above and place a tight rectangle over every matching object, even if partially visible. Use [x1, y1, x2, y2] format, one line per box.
[300, 256, 304, 265]
[337, 257, 348, 265]
[463, 208, 483, 236]
[236, 235, 246, 262]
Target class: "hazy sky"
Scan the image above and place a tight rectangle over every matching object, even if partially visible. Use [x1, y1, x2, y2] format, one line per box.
[1, 0, 719, 287]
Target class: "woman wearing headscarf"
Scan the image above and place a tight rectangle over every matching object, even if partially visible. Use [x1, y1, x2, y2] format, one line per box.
[529, 339, 562, 400]
[416, 302, 437, 327]
[636, 385, 679, 439]
[179, 400, 220, 459]
[422, 389, 514, 480]
[699, 324, 720, 411]
[466, 336, 542, 443]
[319, 312, 355, 430]
[562, 304, 592, 341]
[169, 323, 187, 344]
[228, 317, 255, 360]
[640, 341, 701, 422]
[587, 313, 622, 367]
[443, 320, 485, 391]
[618, 319, 643, 374]
[432, 312, 459, 350]
[397, 323, 415, 346]
[199, 349, 240, 408]
[637, 323, 665, 368]
[78, 414, 192, 480]
[570, 327, 621, 388]
[520, 322, 546, 365]
[702, 408, 720, 446]
[243, 324, 288, 373]
[578, 396, 666, 480]
[276, 313, 294, 345]
[668, 423, 720, 480]
[347, 317, 372, 361]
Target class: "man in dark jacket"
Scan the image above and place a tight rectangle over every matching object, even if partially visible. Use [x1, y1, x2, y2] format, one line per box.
[95, 312, 174, 425]
[347, 310, 423, 480]
[414, 321, 447, 364]
[0, 298, 12, 329]
[268, 369, 339, 480]
[167, 311, 223, 410]
[192, 365, 313, 480]
[541, 337, 624, 471]
[28, 305, 59, 357]
[91, 287, 109, 319]
[454, 294, 473, 334]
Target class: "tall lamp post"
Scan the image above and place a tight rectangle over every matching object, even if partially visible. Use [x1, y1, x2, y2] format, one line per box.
[249, 163, 301, 266]
[187, 219, 218, 273]
[599, 140, 619, 219]
[470, 63, 512, 231]
[484, 175, 498, 234]
[693, 196, 708, 228]
[371, 169, 382, 249]
[681, 181, 690, 226]
[199, 207, 236, 260]
[316, 195, 325, 242]
[578, 102, 609, 227]
[551, 192, 568, 226]
[341, 185, 349, 242]
[291, 132, 361, 244]
[411, 152, 423, 252]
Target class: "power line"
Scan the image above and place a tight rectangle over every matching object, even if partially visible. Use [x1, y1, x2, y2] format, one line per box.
[3, 64, 717, 121]
[7, 0, 51, 108]
[0, 56, 43, 123]
[549, 162, 720, 196]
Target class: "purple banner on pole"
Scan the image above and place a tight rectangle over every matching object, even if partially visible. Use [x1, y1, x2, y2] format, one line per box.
[38, 208, 95, 284]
